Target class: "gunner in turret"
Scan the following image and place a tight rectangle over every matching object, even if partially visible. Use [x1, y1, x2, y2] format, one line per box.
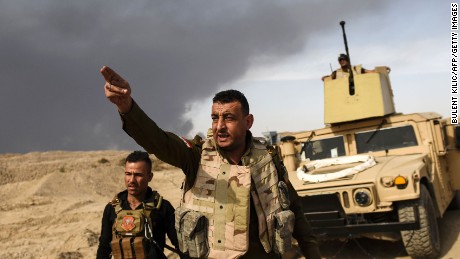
[321, 54, 390, 81]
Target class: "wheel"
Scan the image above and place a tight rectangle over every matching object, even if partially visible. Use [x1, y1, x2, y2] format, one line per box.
[397, 185, 441, 259]
[447, 190, 460, 210]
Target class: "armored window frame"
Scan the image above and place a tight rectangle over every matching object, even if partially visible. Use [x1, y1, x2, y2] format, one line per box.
[355, 125, 418, 154]
[301, 136, 346, 161]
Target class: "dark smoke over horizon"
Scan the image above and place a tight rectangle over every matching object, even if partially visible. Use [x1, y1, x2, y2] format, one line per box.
[0, 0, 387, 153]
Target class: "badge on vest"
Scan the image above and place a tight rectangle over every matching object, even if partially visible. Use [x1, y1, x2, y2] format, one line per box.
[121, 215, 136, 232]
[114, 209, 145, 236]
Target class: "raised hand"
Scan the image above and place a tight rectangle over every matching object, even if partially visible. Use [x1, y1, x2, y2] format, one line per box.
[100, 66, 133, 113]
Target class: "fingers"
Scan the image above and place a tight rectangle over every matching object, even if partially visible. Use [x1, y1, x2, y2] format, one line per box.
[101, 65, 131, 90]
[100, 66, 113, 83]
[105, 82, 128, 94]
[100, 65, 125, 84]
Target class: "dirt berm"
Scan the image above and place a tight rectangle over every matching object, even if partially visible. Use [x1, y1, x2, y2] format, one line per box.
[0, 151, 459, 258]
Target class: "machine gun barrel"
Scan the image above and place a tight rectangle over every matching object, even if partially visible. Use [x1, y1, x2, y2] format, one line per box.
[340, 21, 355, 95]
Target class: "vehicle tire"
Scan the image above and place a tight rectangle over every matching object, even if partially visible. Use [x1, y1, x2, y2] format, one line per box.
[397, 185, 441, 259]
[448, 190, 460, 210]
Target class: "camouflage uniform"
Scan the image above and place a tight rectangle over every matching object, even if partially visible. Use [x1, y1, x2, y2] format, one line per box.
[120, 101, 321, 259]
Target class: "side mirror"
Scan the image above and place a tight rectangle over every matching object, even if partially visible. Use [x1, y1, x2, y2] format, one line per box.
[455, 126, 460, 149]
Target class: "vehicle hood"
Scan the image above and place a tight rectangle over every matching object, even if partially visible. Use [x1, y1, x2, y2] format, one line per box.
[290, 154, 428, 191]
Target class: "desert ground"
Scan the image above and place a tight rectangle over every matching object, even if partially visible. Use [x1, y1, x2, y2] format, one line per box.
[0, 151, 459, 259]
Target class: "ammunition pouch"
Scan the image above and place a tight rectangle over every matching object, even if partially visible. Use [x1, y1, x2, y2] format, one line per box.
[273, 210, 295, 254]
[111, 237, 148, 259]
[277, 181, 290, 210]
[175, 207, 209, 258]
[111, 236, 167, 259]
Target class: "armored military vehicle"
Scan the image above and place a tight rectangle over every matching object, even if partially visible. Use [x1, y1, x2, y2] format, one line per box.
[276, 22, 460, 258]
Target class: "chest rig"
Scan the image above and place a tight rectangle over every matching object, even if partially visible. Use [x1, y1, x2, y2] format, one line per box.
[110, 192, 163, 259]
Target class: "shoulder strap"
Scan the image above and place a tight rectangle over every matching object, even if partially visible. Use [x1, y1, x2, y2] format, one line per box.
[144, 192, 163, 217]
[266, 145, 289, 184]
[110, 192, 163, 216]
[267, 145, 292, 210]
[144, 192, 163, 240]
[109, 194, 123, 214]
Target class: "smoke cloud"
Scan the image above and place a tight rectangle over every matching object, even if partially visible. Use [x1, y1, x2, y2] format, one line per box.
[0, 0, 387, 153]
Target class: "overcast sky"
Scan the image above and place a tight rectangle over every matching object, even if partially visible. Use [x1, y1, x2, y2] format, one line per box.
[0, 0, 449, 153]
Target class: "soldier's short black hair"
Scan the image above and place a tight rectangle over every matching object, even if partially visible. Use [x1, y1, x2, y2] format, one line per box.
[125, 151, 152, 172]
[212, 89, 250, 116]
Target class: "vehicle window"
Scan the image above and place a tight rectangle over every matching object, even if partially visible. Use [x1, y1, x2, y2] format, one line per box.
[301, 136, 346, 161]
[356, 125, 418, 153]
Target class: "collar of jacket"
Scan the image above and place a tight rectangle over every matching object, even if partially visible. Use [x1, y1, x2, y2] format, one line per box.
[117, 187, 157, 209]
[213, 130, 254, 166]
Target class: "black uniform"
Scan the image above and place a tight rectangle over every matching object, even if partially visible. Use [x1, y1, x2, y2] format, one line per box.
[97, 187, 179, 259]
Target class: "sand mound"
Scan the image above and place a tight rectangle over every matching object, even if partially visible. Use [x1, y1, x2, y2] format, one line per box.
[1, 151, 459, 259]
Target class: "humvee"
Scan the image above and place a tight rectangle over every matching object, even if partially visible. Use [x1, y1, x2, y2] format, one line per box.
[274, 26, 460, 258]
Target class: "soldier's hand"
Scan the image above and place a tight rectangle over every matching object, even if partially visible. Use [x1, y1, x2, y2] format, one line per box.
[100, 66, 133, 113]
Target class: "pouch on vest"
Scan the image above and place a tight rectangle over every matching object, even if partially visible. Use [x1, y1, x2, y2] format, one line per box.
[174, 207, 189, 253]
[111, 236, 148, 259]
[277, 181, 290, 210]
[175, 207, 209, 258]
[111, 237, 167, 259]
[114, 209, 147, 237]
[273, 210, 295, 254]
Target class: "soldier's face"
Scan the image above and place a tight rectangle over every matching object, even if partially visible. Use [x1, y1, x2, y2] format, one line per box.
[124, 161, 152, 197]
[211, 101, 253, 153]
[339, 58, 348, 67]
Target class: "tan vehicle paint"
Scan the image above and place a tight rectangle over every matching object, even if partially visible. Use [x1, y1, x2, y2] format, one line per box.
[274, 68, 460, 259]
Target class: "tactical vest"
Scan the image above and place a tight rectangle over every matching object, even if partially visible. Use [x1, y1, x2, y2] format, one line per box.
[335, 64, 363, 79]
[177, 138, 286, 258]
[110, 192, 163, 259]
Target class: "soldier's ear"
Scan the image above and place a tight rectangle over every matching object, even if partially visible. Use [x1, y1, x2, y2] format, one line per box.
[246, 114, 254, 130]
[148, 172, 153, 182]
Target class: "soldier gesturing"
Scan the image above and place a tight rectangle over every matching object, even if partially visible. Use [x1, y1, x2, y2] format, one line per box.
[101, 66, 321, 259]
